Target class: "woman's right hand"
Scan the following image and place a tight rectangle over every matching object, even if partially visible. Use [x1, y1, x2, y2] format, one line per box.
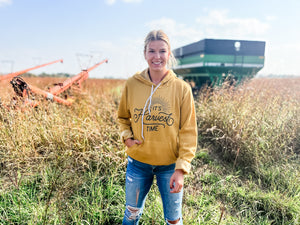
[125, 138, 142, 148]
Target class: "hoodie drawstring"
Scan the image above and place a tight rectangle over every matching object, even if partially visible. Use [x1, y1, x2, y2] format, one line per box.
[141, 82, 162, 140]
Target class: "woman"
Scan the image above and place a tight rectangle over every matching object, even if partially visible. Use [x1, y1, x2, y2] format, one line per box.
[118, 30, 197, 224]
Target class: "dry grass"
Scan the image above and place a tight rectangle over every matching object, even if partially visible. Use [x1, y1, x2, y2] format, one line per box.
[196, 77, 300, 170]
[0, 76, 299, 224]
[0, 77, 126, 179]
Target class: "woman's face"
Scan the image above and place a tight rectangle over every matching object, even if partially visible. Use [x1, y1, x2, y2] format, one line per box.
[144, 40, 170, 74]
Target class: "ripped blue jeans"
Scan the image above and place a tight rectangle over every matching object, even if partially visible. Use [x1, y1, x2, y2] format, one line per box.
[123, 156, 183, 225]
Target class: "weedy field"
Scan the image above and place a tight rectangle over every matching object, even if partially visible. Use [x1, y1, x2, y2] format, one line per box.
[0, 77, 299, 225]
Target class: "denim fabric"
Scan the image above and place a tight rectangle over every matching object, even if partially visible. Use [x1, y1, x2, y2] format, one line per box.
[123, 156, 183, 225]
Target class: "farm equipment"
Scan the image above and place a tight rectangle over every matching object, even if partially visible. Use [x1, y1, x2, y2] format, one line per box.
[9, 59, 108, 107]
[172, 39, 266, 89]
[10, 77, 72, 107]
[48, 59, 108, 95]
[0, 59, 63, 81]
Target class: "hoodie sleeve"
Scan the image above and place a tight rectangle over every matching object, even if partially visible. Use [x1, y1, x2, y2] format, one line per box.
[175, 84, 198, 174]
[117, 82, 134, 143]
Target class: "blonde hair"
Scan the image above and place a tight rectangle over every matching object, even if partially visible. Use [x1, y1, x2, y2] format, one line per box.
[144, 30, 177, 69]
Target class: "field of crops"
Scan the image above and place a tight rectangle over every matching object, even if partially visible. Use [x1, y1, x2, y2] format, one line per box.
[0, 76, 299, 224]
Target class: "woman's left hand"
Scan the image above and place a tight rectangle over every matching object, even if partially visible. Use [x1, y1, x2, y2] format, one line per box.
[169, 169, 184, 193]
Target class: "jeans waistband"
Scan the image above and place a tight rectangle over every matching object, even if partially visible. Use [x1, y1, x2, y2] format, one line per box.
[127, 156, 175, 173]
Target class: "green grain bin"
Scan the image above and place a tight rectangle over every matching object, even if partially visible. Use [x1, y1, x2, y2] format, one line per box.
[172, 39, 266, 88]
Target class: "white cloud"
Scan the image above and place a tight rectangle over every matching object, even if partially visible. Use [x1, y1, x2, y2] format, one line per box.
[145, 9, 270, 49]
[0, 0, 12, 7]
[105, 0, 116, 5]
[146, 17, 204, 48]
[196, 9, 270, 39]
[265, 15, 277, 22]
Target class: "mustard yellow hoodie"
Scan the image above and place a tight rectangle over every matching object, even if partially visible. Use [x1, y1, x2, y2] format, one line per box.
[118, 69, 197, 174]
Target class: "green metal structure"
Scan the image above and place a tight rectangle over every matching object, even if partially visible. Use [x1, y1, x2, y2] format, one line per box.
[172, 39, 266, 88]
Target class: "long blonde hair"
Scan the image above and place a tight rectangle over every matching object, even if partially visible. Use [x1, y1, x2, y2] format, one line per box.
[144, 30, 177, 69]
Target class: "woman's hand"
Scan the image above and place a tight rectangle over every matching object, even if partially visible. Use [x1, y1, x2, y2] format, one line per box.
[125, 138, 142, 148]
[169, 169, 184, 193]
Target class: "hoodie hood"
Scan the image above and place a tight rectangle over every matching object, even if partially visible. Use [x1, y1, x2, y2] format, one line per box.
[133, 68, 177, 87]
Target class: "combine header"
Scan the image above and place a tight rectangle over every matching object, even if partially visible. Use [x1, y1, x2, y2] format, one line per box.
[172, 39, 266, 89]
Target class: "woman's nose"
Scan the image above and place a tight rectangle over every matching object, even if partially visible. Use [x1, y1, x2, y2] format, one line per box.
[154, 52, 160, 58]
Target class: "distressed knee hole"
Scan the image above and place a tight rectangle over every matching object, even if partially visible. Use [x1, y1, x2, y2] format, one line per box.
[126, 205, 141, 220]
[166, 218, 180, 224]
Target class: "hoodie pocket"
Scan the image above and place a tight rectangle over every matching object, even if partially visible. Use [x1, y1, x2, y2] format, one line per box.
[142, 140, 177, 164]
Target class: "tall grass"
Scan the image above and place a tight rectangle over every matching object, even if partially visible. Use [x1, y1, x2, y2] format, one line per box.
[196, 78, 299, 170]
[0, 77, 299, 224]
[0, 78, 127, 224]
[191, 78, 300, 224]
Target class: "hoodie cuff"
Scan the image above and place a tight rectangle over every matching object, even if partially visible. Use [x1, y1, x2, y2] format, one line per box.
[120, 130, 134, 143]
[175, 158, 191, 175]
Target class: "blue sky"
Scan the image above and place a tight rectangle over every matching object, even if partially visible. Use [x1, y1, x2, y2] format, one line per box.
[0, 0, 299, 78]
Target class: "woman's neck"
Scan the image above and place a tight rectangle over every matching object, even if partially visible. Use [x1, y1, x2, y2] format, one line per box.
[148, 69, 169, 85]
